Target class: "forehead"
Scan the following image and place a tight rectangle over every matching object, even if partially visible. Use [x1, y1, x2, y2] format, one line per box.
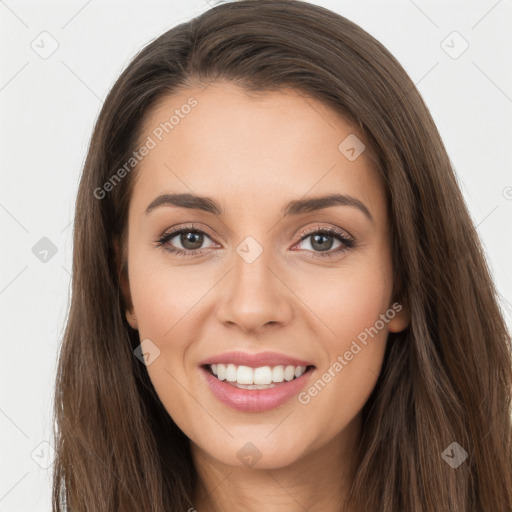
[129, 81, 386, 223]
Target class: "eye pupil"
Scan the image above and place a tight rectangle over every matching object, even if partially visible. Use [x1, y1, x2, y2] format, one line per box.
[311, 234, 334, 252]
[181, 231, 203, 250]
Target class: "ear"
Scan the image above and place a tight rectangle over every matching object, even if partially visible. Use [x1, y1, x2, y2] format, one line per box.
[114, 238, 138, 330]
[387, 272, 410, 333]
[387, 301, 410, 333]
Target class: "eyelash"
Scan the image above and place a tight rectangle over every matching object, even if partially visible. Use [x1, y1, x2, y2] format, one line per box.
[153, 223, 355, 260]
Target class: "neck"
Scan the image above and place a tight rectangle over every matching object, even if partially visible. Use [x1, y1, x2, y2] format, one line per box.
[190, 414, 362, 512]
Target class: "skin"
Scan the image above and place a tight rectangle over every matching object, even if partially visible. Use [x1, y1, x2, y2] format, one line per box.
[119, 81, 409, 512]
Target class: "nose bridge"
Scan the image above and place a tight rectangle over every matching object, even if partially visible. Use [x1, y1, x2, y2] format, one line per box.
[234, 235, 273, 290]
[216, 231, 293, 331]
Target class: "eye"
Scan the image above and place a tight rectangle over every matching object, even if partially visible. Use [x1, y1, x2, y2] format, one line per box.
[293, 225, 355, 259]
[154, 224, 216, 257]
[154, 223, 355, 259]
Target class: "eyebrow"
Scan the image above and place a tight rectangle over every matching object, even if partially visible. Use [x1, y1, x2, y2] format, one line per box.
[145, 192, 373, 222]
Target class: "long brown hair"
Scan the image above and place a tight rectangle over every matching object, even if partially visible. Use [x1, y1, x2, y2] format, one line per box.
[52, 1, 512, 510]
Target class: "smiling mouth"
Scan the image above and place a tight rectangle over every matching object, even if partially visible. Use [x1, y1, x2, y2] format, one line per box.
[202, 363, 316, 390]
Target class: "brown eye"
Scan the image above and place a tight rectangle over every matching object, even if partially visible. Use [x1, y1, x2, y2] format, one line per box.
[155, 226, 216, 256]
[177, 231, 205, 251]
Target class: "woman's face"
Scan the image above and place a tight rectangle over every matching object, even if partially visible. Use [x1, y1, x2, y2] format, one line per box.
[120, 81, 408, 470]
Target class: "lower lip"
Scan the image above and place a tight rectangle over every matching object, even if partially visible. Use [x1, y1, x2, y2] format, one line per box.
[199, 366, 316, 412]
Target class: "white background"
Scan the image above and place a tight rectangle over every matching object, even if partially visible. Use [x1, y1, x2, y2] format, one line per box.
[1, 0, 511, 510]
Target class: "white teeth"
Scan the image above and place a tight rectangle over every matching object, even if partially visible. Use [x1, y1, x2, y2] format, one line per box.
[225, 364, 237, 382]
[237, 365, 254, 384]
[216, 364, 226, 381]
[233, 382, 277, 390]
[272, 365, 285, 382]
[209, 363, 308, 385]
[284, 365, 296, 381]
[254, 366, 272, 385]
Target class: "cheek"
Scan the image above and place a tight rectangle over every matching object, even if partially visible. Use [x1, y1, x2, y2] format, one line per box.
[295, 259, 393, 425]
[334, 272, 391, 344]
[296, 253, 393, 351]
[127, 256, 211, 430]
[128, 252, 213, 341]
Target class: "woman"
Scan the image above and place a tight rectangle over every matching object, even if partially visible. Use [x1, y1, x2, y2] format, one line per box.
[52, 1, 512, 510]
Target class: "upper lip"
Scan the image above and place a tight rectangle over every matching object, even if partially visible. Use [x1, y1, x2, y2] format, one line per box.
[199, 351, 315, 369]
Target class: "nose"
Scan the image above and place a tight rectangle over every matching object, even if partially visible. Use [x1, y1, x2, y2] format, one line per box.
[215, 245, 294, 333]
